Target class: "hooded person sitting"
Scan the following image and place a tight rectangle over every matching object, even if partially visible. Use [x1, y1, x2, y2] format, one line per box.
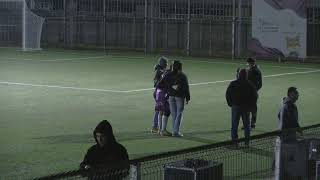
[80, 120, 129, 179]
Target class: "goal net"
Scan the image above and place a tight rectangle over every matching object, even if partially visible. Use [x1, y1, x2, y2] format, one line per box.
[0, 0, 45, 51]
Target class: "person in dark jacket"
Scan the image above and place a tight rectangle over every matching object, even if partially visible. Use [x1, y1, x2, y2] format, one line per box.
[226, 69, 258, 146]
[278, 87, 301, 142]
[164, 60, 190, 137]
[80, 120, 129, 179]
[151, 56, 168, 134]
[154, 61, 172, 136]
[273, 87, 302, 179]
[246, 57, 262, 129]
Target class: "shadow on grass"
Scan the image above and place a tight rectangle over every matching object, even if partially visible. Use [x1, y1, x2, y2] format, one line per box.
[238, 146, 274, 158]
[33, 129, 269, 150]
[33, 129, 234, 144]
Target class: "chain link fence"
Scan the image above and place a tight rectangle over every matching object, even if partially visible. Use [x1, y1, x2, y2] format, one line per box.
[33, 124, 320, 180]
[1, 0, 320, 58]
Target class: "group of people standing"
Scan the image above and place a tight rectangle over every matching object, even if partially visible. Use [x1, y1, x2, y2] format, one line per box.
[150, 56, 301, 148]
[72, 54, 303, 180]
[226, 58, 301, 146]
[77, 56, 301, 178]
[150, 56, 263, 142]
[226, 57, 262, 146]
[151, 57, 190, 137]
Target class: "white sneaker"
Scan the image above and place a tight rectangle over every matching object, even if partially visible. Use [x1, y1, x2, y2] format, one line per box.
[172, 132, 183, 137]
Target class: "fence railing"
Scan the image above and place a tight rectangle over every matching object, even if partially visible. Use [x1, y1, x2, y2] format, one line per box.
[1, 0, 320, 58]
[34, 123, 320, 180]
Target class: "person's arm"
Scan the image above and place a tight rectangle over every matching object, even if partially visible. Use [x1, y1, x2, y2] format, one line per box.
[110, 145, 130, 178]
[226, 83, 233, 107]
[257, 69, 262, 90]
[80, 149, 92, 170]
[251, 83, 258, 104]
[293, 105, 302, 134]
[279, 104, 289, 130]
[184, 75, 190, 104]
[153, 89, 156, 100]
[153, 69, 161, 87]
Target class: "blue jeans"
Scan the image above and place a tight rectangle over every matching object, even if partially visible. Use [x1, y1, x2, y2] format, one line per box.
[231, 106, 250, 143]
[152, 111, 159, 129]
[169, 96, 185, 134]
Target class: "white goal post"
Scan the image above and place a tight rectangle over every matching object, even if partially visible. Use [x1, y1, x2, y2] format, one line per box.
[0, 0, 45, 51]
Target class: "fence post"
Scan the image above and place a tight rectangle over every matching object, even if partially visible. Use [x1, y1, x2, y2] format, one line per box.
[103, 0, 107, 55]
[136, 162, 141, 180]
[144, 0, 148, 54]
[232, 0, 236, 60]
[150, 0, 154, 53]
[237, 0, 242, 58]
[187, 0, 191, 56]
[63, 0, 66, 49]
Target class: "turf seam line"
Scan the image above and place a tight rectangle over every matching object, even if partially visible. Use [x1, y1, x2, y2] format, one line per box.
[1, 56, 317, 70]
[0, 70, 319, 93]
[2, 56, 106, 62]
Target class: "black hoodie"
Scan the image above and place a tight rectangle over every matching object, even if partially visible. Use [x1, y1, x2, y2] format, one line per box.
[80, 120, 129, 179]
[226, 70, 258, 110]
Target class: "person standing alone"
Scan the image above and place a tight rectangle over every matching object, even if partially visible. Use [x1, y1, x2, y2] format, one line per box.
[246, 57, 262, 129]
[226, 68, 258, 146]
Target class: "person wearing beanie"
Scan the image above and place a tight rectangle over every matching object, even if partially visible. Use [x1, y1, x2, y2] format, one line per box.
[80, 120, 129, 179]
[226, 68, 258, 147]
[246, 57, 262, 129]
[154, 59, 172, 136]
[151, 56, 169, 134]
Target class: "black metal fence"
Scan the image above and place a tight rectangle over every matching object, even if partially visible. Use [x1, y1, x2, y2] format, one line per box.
[34, 124, 320, 180]
[1, 0, 320, 58]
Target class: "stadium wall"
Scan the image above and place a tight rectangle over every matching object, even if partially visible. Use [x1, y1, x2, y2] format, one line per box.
[1, 0, 319, 58]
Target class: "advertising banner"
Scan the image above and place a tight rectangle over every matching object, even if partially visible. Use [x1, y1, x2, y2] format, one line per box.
[250, 0, 306, 59]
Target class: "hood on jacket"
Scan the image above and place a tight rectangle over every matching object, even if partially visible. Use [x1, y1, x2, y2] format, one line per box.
[238, 69, 247, 80]
[158, 56, 168, 69]
[93, 120, 116, 147]
[282, 96, 297, 104]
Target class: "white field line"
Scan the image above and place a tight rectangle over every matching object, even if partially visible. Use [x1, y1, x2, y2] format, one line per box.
[182, 59, 318, 70]
[1, 70, 320, 93]
[187, 69, 320, 87]
[2, 56, 106, 62]
[106, 56, 320, 70]
[0, 81, 126, 93]
[1, 55, 317, 70]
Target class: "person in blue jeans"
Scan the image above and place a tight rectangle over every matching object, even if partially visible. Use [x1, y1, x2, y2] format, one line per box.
[226, 68, 257, 146]
[151, 56, 168, 133]
[163, 60, 190, 137]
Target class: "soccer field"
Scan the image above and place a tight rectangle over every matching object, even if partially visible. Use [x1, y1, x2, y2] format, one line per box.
[0, 48, 320, 179]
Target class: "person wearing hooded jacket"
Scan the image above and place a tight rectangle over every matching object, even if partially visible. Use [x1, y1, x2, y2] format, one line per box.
[151, 56, 169, 134]
[278, 87, 301, 142]
[163, 60, 190, 137]
[80, 120, 129, 179]
[274, 87, 302, 180]
[226, 68, 258, 146]
[246, 57, 262, 129]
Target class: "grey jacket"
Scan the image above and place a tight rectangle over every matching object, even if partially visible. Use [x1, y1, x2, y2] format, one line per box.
[278, 97, 300, 131]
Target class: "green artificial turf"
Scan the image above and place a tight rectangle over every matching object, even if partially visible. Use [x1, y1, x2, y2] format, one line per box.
[0, 48, 320, 179]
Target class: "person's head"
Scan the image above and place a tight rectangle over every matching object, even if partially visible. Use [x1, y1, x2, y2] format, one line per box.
[172, 60, 182, 74]
[287, 87, 299, 103]
[247, 57, 256, 68]
[237, 68, 247, 80]
[93, 120, 116, 148]
[158, 56, 168, 69]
